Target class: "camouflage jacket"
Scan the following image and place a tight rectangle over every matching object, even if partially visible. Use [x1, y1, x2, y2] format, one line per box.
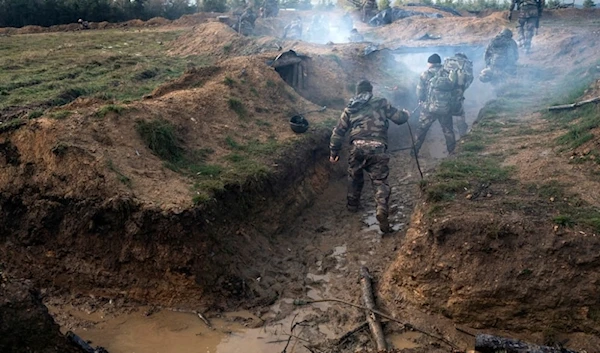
[484, 35, 519, 68]
[330, 93, 408, 152]
[510, 0, 542, 17]
[416, 63, 442, 103]
[283, 21, 302, 39]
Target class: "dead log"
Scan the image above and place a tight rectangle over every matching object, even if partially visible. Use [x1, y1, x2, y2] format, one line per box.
[360, 266, 387, 351]
[475, 334, 580, 353]
[548, 96, 600, 111]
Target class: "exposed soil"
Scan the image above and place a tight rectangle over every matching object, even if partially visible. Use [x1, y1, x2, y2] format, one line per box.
[2, 7, 600, 353]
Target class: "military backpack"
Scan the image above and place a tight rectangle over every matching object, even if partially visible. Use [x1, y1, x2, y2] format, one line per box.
[425, 67, 455, 115]
[443, 55, 474, 115]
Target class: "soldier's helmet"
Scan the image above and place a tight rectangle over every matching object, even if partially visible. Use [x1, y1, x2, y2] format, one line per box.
[356, 79, 373, 94]
[500, 28, 513, 38]
[455, 52, 468, 59]
[78, 19, 83, 23]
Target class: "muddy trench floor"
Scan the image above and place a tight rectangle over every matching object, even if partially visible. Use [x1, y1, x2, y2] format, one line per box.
[44, 148, 443, 352]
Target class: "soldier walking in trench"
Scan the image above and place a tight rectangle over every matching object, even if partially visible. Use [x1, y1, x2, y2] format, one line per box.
[413, 54, 457, 157]
[509, 0, 544, 54]
[329, 80, 410, 233]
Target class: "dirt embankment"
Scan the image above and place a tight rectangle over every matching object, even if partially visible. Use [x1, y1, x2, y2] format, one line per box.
[0, 32, 417, 311]
[169, 22, 417, 110]
[0, 277, 84, 353]
[379, 29, 600, 350]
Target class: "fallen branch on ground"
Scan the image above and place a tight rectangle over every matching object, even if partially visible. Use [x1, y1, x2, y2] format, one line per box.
[293, 298, 458, 350]
[475, 334, 581, 353]
[548, 96, 600, 111]
[360, 267, 387, 351]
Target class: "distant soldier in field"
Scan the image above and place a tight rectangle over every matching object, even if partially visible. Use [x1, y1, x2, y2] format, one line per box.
[349, 28, 364, 42]
[361, 0, 378, 23]
[78, 19, 89, 30]
[306, 15, 329, 42]
[261, 0, 279, 18]
[329, 80, 410, 233]
[480, 28, 519, 83]
[238, 6, 257, 36]
[414, 54, 456, 156]
[283, 16, 303, 40]
[509, 0, 543, 53]
[341, 12, 354, 33]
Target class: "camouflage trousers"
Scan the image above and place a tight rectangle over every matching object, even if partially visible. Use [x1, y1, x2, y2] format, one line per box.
[414, 112, 456, 155]
[347, 141, 391, 217]
[455, 112, 468, 137]
[238, 20, 254, 36]
[518, 17, 537, 51]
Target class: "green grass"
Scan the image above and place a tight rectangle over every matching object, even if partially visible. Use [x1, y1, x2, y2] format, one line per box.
[50, 110, 72, 119]
[136, 119, 183, 163]
[0, 29, 210, 112]
[228, 98, 247, 118]
[96, 104, 126, 118]
[27, 109, 44, 119]
[107, 159, 132, 187]
[223, 76, 235, 87]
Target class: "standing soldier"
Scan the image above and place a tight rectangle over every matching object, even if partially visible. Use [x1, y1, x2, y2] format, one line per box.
[361, 0, 378, 23]
[329, 80, 410, 234]
[509, 0, 543, 53]
[283, 16, 303, 40]
[261, 0, 279, 18]
[414, 54, 457, 157]
[443, 52, 474, 137]
[238, 6, 257, 36]
[480, 28, 519, 83]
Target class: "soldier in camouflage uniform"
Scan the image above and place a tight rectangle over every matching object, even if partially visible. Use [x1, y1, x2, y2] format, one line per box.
[283, 16, 303, 40]
[414, 54, 456, 156]
[483, 29, 519, 81]
[509, 0, 543, 53]
[238, 6, 257, 36]
[361, 0, 378, 23]
[261, 0, 279, 18]
[349, 29, 364, 43]
[329, 80, 410, 233]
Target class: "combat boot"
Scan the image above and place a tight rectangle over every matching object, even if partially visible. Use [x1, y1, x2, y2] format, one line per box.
[347, 199, 360, 213]
[376, 211, 391, 233]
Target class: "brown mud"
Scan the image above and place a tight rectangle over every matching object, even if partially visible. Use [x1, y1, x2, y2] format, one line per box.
[2, 7, 600, 353]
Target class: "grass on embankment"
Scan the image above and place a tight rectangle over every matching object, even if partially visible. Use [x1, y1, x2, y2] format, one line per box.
[0, 29, 209, 112]
[135, 117, 337, 205]
[423, 62, 600, 232]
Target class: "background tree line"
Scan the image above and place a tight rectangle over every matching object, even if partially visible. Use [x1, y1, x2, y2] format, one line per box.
[0, 0, 197, 28]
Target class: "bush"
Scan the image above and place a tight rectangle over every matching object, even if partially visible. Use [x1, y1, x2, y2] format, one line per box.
[583, 0, 596, 8]
[136, 119, 183, 162]
[378, 0, 391, 9]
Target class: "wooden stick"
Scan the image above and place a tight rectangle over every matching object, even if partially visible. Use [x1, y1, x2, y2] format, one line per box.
[196, 312, 212, 329]
[293, 298, 458, 350]
[360, 267, 387, 351]
[475, 334, 580, 353]
[548, 96, 600, 111]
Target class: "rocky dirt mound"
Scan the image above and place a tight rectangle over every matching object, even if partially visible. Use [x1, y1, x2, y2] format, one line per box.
[0, 277, 84, 353]
[0, 15, 174, 35]
[369, 10, 507, 46]
[170, 22, 418, 109]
